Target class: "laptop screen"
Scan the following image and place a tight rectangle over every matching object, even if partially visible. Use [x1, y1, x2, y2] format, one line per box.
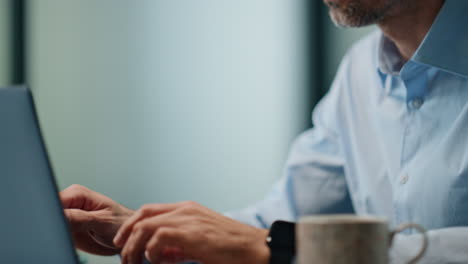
[0, 86, 79, 263]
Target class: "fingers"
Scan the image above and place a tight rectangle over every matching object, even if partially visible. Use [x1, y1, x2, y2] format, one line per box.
[64, 208, 95, 232]
[145, 228, 189, 264]
[122, 210, 194, 263]
[117, 201, 204, 263]
[60, 184, 90, 209]
[120, 220, 154, 264]
[72, 231, 120, 256]
[119, 211, 184, 264]
[114, 203, 183, 247]
[121, 218, 162, 264]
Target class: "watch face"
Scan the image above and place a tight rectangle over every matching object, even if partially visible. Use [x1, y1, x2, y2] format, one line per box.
[268, 221, 296, 250]
[267, 221, 296, 264]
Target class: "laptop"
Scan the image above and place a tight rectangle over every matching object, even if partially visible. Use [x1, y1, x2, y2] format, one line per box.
[0, 85, 79, 263]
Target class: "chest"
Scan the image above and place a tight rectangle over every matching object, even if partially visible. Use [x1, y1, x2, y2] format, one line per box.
[338, 71, 468, 229]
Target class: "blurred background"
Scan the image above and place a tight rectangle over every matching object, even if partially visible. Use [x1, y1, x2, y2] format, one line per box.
[1, 0, 373, 263]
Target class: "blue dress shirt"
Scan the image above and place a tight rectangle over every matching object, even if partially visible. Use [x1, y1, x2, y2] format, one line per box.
[227, 1, 468, 263]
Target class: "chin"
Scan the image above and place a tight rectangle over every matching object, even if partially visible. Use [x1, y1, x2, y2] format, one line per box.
[326, 0, 393, 28]
[324, 0, 354, 8]
[329, 9, 379, 28]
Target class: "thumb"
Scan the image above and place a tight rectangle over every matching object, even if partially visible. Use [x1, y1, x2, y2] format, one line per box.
[64, 208, 96, 232]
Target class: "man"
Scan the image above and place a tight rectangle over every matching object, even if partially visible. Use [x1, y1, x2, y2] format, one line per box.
[61, 0, 468, 263]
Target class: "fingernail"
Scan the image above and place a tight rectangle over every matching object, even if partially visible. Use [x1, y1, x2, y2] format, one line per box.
[113, 234, 121, 246]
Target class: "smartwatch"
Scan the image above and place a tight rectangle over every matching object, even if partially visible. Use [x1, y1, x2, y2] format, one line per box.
[265, 221, 296, 264]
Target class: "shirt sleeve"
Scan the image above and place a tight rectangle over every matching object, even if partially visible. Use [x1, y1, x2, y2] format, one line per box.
[225, 60, 355, 228]
[391, 228, 468, 264]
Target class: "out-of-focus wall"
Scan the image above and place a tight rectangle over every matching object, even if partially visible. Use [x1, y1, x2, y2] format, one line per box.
[28, 2, 308, 262]
[27, 0, 307, 235]
[0, 0, 11, 86]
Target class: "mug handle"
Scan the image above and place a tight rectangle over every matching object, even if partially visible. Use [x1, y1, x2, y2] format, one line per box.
[389, 223, 428, 264]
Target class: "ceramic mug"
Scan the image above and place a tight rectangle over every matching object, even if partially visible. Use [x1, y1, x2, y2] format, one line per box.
[296, 215, 428, 264]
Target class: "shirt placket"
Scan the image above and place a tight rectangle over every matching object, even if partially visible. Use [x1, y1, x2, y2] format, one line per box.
[393, 61, 430, 227]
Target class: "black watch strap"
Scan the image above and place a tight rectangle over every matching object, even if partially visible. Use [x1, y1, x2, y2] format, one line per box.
[266, 221, 296, 264]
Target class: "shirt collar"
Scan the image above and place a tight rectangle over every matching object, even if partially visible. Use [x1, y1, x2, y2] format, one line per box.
[378, 35, 404, 76]
[377, 0, 468, 80]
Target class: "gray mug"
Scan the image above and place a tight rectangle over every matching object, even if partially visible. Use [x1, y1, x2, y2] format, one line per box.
[297, 215, 428, 264]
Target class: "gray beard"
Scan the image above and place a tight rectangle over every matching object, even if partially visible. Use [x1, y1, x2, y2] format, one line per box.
[327, 0, 403, 28]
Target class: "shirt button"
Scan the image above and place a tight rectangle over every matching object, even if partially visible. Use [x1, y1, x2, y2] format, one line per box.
[409, 98, 424, 109]
[400, 173, 409, 185]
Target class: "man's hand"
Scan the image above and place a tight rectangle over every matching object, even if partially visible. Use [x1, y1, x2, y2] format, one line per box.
[60, 184, 134, 256]
[114, 201, 270, 264]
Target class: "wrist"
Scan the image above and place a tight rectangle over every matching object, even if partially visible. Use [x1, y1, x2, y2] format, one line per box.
[238, 227, 270, 264]
[254, 229, 270, 264]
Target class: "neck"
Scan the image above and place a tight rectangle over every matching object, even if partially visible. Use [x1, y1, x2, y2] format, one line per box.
[377, 0, 445, 61]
